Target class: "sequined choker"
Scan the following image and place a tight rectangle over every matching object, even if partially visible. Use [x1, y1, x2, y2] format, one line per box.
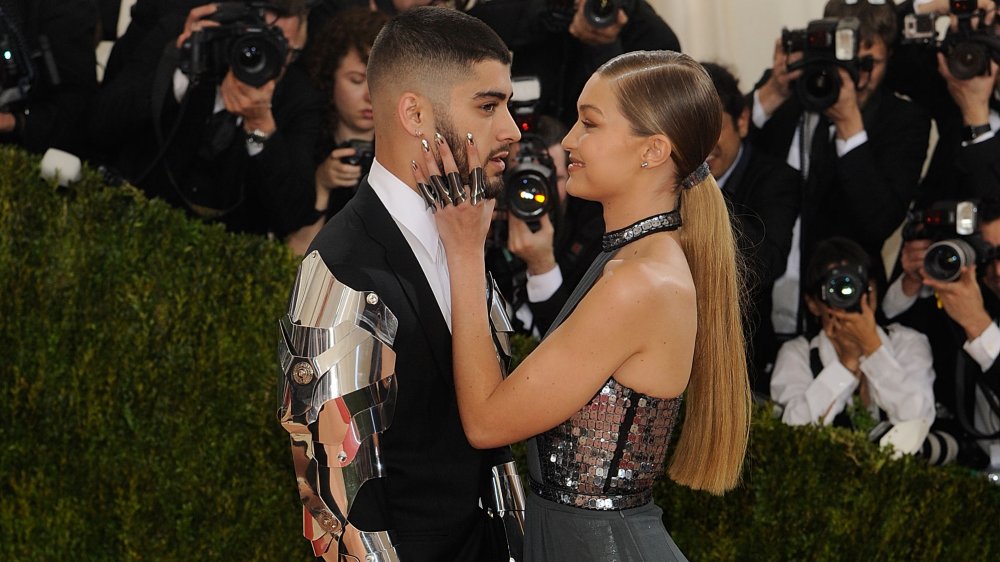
[601, 210, 682, 252]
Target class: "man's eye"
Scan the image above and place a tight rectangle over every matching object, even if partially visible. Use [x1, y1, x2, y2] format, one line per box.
[582, 120, 595, 129]
[482, 103, 498, 113]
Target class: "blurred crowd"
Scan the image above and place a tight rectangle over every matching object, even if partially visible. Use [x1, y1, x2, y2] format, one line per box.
[5, 0, 1000, 475]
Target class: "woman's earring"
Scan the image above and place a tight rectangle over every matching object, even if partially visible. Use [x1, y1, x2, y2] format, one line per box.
[640, 161, 649, 168]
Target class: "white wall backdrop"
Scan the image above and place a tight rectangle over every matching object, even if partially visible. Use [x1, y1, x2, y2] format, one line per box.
[651, 0, 830, 91]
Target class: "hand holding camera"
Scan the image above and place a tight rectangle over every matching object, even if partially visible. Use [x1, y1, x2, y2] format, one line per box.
[826, 292, 881, 365]
[921, 265, 993, 340]
[824, 66, 865, 139]
[757, 38, 804, 116]
[507, 214, 557, 276]
[316, 143, 371, 191]
[900, 239, 932, 296]
[221, 70, 276, 133]
[568, 0, 629, 46]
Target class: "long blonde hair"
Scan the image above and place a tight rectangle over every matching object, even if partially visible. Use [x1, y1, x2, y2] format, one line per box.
[598, 51, 751, 495]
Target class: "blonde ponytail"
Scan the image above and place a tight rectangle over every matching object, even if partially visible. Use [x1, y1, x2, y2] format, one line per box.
[599, 50, 751, 495]
[668, 176, 751, 495]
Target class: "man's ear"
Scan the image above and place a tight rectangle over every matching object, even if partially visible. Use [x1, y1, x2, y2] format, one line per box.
[641, 134, 672, 168]
[397, 92, 430, 137]
[737, 106, 750, 139]
[804, 294, 824, 318]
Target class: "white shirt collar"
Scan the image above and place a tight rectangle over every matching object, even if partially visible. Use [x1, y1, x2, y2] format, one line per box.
[368, 158, 442, 261]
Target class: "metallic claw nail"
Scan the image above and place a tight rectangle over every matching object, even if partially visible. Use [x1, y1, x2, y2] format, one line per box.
[421, 138, 430, 152]
[447, 172, 466, 204]
[430, 175, 452, 206]
[434, 132, 445, 145]
[417, 182, 437, 211]
[466, 132, 474, 145]
[470, 167, 486, 205]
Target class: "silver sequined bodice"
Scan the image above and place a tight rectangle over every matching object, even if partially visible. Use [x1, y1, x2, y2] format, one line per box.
[532, 378, 681, 510]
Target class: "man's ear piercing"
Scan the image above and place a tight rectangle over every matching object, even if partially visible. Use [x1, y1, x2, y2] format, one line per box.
[641, 161, 649, 168]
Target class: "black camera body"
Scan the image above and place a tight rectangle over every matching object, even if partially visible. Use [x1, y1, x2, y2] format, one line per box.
[820, 262, 870, 312]
[902, 0, 1000, 80]
[782, 17, 870, 112]
[0, 7, 59, 110]
[178, 1, 289, 88]
[338, 139, 375, 179]
[902, 200, 999, 282]
[502, 77, 557, 232]
[543, 0, 636, 31]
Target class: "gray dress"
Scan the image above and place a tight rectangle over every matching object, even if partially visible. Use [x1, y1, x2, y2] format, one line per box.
[524, 249, 689, 562]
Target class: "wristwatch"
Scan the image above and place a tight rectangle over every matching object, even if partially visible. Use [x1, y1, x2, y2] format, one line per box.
[962, 123, 992, 142]
[246, 128, 271, 150]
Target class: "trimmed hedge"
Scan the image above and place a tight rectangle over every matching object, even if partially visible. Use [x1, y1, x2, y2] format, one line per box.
[2, 147, 999, 561]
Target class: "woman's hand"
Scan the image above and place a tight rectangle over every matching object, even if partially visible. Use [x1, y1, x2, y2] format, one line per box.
[412, 132, 495, 263]
[316, 147, 363, 191]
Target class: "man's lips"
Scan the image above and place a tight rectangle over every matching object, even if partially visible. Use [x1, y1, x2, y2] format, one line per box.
[567, 156, 584, 173]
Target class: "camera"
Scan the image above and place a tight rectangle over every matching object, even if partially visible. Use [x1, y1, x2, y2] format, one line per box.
[0, 8, 59, 110]
[178, 1, 289, 88]
[338, 139, 374, 179]
[543, 0, 636, 31]
[781, 17, 872, 112]
[503, 77, 557, 232]
[902, 200, 1000, 282]
[820, 262, 869, 312]
[902, 1, 1000, 80]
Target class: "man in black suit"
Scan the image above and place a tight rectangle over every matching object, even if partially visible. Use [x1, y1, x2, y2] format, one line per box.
[298, 7, 522, 561]
[748, 0, 931, 338]
[93, 0, 322, 242]
[703, 62, 800, 395]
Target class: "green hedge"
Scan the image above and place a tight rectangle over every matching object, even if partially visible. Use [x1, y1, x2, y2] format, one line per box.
[2, 147, 998, 561]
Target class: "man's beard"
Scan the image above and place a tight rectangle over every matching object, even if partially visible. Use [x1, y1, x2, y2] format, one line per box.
[435, 113, 506, 200]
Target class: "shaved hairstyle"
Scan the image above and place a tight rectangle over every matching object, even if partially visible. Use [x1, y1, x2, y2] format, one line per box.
[366, 6, 512, 107]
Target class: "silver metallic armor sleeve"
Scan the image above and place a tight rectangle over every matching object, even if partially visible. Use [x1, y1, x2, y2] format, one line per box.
[277, 251, 400, 561]
[485, 274, 526, 561]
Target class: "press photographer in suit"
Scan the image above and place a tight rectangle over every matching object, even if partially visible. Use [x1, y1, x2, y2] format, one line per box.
[93, 0, 322, 242]
[703, 62, 800, 394]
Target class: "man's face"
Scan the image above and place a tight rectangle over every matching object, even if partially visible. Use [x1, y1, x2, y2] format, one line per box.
[434, 60, 521, 198]
[980, 218, 1000, 296]
[266, 11, 307, 65]
[856, 38, 888, 107]
[707, 108, 747, 179]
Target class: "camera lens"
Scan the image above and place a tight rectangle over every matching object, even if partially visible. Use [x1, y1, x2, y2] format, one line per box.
[584, 0, 620, 28]
[507, 173, 551, 220]
[924, 239, 976, 282]
[947, 41, 989, 80]
[821, 270, 864, 311]
[229, 30, 286, 87]
[797, 65, 842, 111]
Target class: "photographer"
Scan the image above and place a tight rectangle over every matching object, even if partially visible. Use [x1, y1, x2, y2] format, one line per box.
[771, 237, 936, 430]
[0, 0, 97, 155]
[93, 0, 322, 244]
[704, 62, 801, 394]
[883, 198, 1000, 470]
[471, 0, 680, 127]
[889, 0, 1000, 207]
[495, 114, 604, 336]
[750, 0, 931, 339]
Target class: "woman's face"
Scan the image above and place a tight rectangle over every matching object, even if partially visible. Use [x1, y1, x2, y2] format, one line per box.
[561, 74, 646, 200]
[333, 48, 373, 138]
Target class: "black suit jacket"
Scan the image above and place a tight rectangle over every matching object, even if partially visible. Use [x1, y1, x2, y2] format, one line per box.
[721, 144, 800, 392]
[748, 82, 931, 302]
[307, 179, 512, 562]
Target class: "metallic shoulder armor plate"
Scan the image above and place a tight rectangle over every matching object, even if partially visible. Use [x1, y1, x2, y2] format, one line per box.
[278, 251, 400, 561]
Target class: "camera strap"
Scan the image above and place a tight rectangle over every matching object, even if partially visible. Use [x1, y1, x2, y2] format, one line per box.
[954, 349, 1000, 439]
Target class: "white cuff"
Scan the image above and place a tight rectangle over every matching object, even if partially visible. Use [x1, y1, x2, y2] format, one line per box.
[173, 68, 190, 103]
[752, 90, 770, 129]
[964, 322, 1000, 372]
[835, 130, 868, 157]
[526, 265, 563, 303]
[881, 276, 918, 319]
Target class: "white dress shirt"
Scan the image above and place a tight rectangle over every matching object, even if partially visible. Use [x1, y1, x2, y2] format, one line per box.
[771, 324, 936, 427]
[368, 158, 453, 331]
[961, 323, 1000, 467]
